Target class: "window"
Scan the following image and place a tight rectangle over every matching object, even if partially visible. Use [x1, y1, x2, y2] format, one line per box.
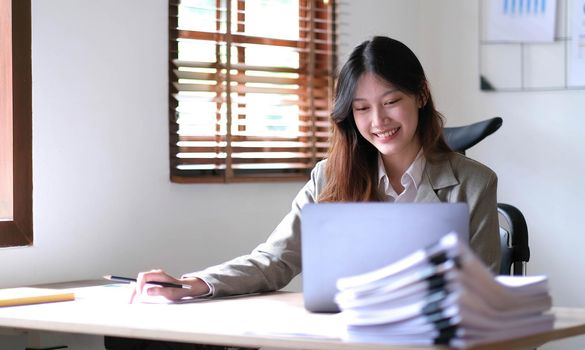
[169, 0, 336, 182]
[0, 0, 32, 247]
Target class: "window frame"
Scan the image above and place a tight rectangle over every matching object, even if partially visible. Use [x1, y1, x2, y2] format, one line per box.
[168, 0, 336, 183]
[0, 0, 32, 247]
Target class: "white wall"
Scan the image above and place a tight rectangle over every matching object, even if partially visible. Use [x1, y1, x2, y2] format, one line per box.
[415, 1, 585, 349]
[337, 0, 420, 61]
[1, 0, 583, 349]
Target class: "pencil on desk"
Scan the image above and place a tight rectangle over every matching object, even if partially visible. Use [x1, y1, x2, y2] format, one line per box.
[103, 275, 192, 289]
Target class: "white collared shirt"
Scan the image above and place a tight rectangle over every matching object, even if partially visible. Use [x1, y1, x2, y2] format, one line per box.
[377, 149, 426, 203]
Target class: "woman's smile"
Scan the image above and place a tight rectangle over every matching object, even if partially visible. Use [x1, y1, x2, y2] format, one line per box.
[373, 126, 401, 140]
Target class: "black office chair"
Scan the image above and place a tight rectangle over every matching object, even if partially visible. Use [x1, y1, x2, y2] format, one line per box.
[497, 203, 530, 275]
[443, 117, 530, 276]
[443, 117, 503, 155]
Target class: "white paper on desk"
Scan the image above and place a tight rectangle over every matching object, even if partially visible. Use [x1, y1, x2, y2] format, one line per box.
[340, 289, 457, 326]
[457, 268, 550, 311]
[335, 270, 457, 311]
[347, 307, 456, 332]
[69, 284, 208, 305]
[343, 304, 554, 349]
[70, 284, 132, 304]
[333, 232, 555, 349]
[344, 315, 554, 349]
[496, 275, 549, 293]
[336, 233, 460, 292]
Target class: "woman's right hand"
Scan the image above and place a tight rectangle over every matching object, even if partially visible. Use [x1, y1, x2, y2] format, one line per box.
[128, 269, 211, 303]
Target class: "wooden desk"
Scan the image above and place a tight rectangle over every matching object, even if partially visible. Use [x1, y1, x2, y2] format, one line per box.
[1, 284, 585, 350]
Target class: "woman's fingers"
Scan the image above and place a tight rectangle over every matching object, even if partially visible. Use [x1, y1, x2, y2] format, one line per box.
[131, 269, 175, 303]
[129, 270, 211, 303]
[145, 284, 192, 301]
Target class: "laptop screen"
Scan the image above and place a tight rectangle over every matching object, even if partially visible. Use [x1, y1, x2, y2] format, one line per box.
[300, 202, 469, 313]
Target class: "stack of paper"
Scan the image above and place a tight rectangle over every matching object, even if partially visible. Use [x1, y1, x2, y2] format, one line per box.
[334, 233, 554, 348]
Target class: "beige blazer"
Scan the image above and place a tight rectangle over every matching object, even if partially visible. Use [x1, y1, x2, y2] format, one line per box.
[188, 153, 501, 297]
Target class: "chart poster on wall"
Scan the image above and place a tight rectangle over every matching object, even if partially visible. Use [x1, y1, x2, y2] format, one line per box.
[568, 0, 585, 86]
[480, 0, 585, 90]
[483, 0, 558, 42]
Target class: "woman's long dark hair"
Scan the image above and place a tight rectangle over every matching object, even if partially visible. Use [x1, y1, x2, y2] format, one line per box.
[319, 36, 452, 202]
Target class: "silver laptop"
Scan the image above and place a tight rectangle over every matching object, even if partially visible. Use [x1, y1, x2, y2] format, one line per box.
[300, 202, 469, 313]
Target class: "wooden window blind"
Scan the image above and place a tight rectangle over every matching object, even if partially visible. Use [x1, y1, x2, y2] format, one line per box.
[168, 0, 336, 183]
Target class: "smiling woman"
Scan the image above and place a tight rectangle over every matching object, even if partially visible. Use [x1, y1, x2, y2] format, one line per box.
[0, 0, 32, 248]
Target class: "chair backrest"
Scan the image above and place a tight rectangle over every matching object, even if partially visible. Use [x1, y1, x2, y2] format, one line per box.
[443, 117, 529, 275]
[497, 203, 530, 275]
[443, 117, 502, 154]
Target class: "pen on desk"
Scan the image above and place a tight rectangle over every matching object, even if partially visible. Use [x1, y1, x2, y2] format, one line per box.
[103, 275, 192, 289]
